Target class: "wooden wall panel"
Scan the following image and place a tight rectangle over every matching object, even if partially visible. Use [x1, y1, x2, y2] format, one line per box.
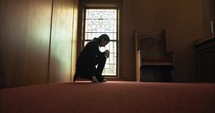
[49, 0, 78, 83]
[0, 0, 78, 88]
[122, 0, 214, 81]
[162, 0, 207, 81]
[120, 0, 135, 80]
[0, 0, 52, 87]
[71, 0, 79, 82]
[133, 0, 164, 33]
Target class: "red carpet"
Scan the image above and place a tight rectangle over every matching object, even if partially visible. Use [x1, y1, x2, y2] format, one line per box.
[0, 81, 215, 113]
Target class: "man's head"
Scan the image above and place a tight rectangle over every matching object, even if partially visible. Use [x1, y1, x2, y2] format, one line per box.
[98, 34, 110, 47]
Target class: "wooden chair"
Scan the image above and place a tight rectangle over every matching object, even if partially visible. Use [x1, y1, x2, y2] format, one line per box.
[135, 29, 174, 82]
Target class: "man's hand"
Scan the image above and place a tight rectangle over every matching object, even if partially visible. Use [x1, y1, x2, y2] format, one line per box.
[104, 50, 110, 58]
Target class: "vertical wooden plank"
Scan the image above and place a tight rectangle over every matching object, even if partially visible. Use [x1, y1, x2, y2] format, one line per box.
[0, 0, 52, 88]
[49, 0, 77, 83]
[71, 0, 79, 81]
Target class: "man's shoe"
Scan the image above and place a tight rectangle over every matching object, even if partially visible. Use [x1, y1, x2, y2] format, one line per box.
[103, 79, 107, 82]
[92, 76, 99, 83]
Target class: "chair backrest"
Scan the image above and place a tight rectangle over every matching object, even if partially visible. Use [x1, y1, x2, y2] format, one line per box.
[135, 29, 167, 59]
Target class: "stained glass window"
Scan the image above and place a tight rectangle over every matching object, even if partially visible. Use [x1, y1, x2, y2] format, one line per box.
[84, 9, 118, 76]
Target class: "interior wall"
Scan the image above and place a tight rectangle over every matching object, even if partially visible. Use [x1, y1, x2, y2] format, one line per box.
[49, 0, 78, 83]
[122, 0, 214, 81]
[0, 0, 52, 88]
[162, 0, 205, 81]
[0, 0, 78, 88]
[0, 0, 213, 86]
[120, 0, 135, 80]
[75, 0, 213, 81]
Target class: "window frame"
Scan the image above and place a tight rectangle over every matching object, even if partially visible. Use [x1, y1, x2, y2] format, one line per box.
[78, 2, 122, 78]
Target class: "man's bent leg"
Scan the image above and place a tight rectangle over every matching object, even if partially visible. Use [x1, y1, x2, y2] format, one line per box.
[97, 55, 107, 74]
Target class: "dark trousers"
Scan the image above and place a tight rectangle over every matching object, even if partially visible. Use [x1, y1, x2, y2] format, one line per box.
[94, 54, 106, 82]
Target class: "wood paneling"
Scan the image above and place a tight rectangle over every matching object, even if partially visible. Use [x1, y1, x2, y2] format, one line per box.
[0, 0, 52, 88]
[162, 0, 205, 81]
[49, 0, 78, 83]
[121, 0, 214, 81]
[0, 0, 78, 88]
[1, 0, 213, 86]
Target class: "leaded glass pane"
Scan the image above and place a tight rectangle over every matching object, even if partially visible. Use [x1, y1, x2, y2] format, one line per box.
[85, 33, 116, 40]
[85, 9, 117, 35]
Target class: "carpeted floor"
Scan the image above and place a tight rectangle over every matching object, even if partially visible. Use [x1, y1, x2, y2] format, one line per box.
[0, 81, 215, 113]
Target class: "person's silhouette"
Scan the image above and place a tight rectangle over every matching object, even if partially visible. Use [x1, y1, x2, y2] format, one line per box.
[74, 34, 110, 83]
